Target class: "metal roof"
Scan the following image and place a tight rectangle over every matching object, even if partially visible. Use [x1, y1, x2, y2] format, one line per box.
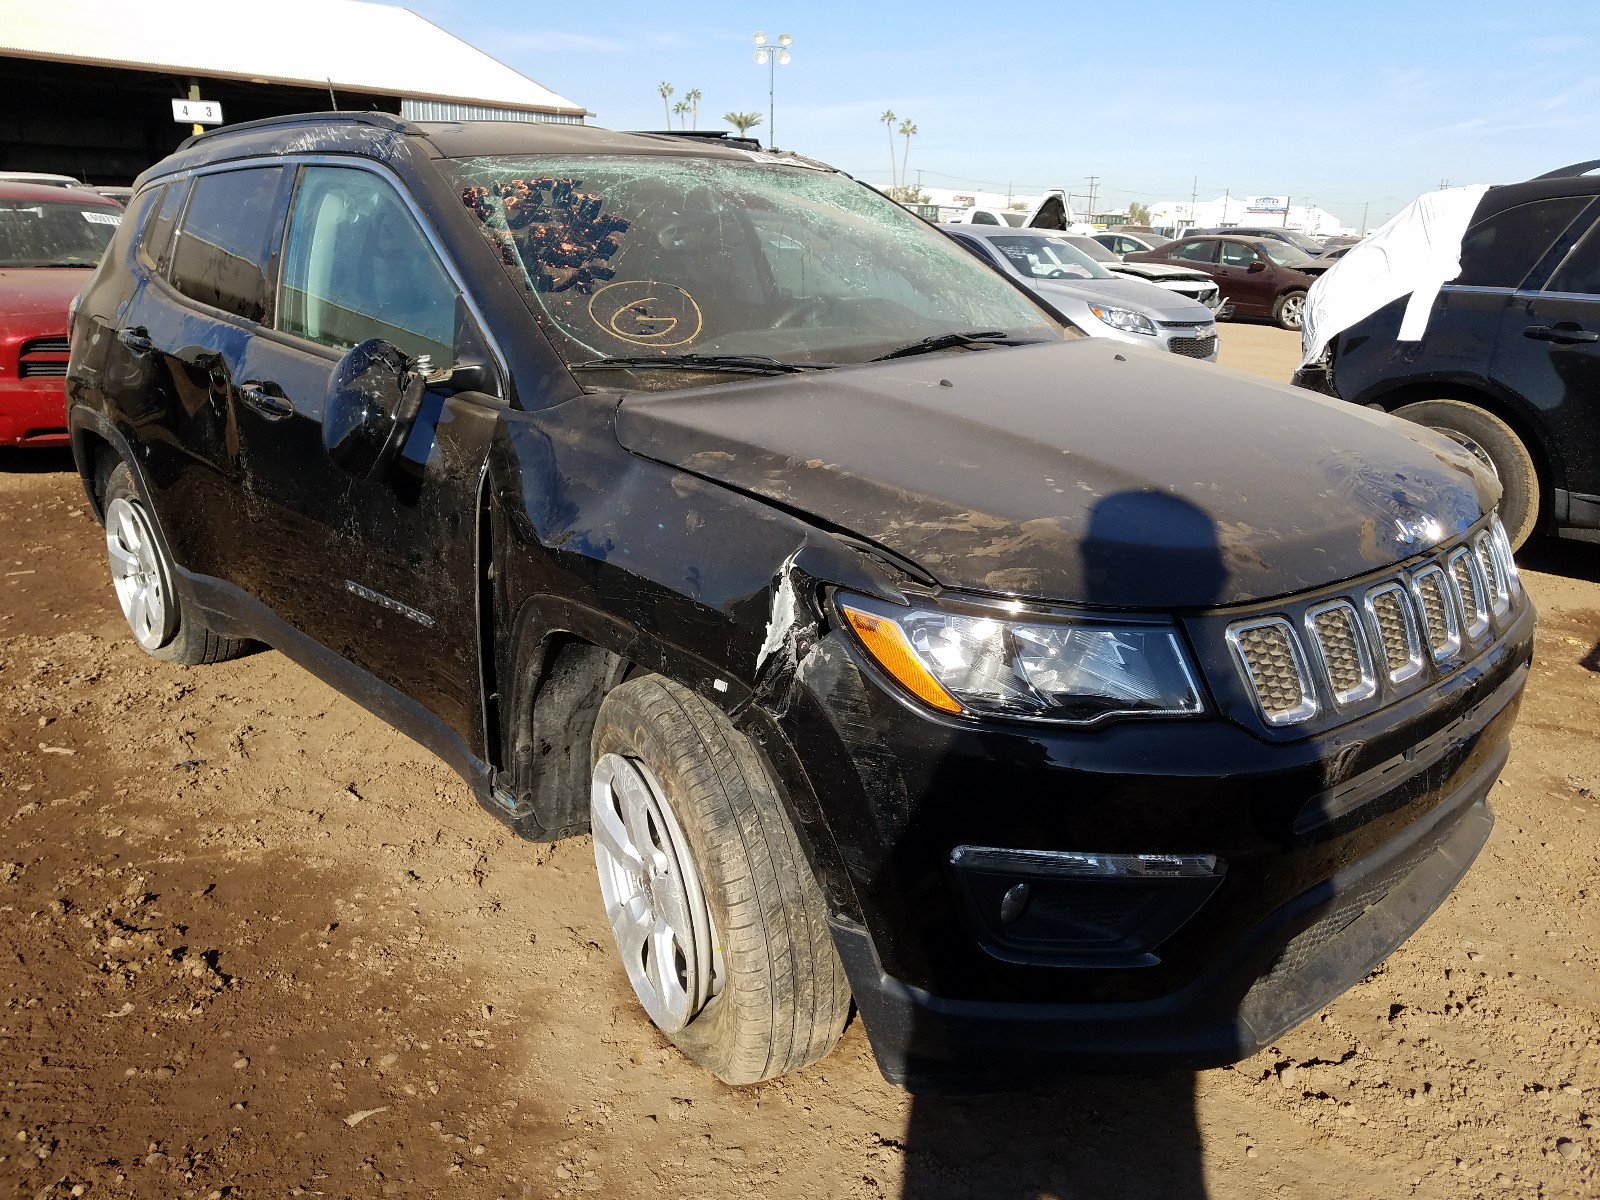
[0, 0, 585, 117]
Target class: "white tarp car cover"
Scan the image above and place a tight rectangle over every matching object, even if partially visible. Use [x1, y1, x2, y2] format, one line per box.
[1299, 184, 1492, 367]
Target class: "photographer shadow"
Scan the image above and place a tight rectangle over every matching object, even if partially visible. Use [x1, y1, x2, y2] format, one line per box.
[893, 491, 1230, 1200]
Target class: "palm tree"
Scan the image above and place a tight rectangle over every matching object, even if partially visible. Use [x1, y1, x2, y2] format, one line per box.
[684, 88, 703, 130]
[898, 119, 918, 192]
[724, 111, 763, 138]
[658, 81, 674, 127]
[673, 98, 691, 128]
[880, 110, 897, 189]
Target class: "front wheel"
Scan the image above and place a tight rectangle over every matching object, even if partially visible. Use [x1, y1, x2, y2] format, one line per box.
[589, 675, 850, 1084]
[1391, 399, 1541, 549]
[1274, 290, 1307, 330]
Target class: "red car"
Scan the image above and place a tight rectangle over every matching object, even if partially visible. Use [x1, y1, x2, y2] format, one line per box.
[1, 182, 122, 447]
[1125, 234, 1323, 330]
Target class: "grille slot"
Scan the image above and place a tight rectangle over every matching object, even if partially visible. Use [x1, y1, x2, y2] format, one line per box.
[1473, 532, 1510, 618]
[18, 336, 70, 379]
[1363, 583, 1425, 685]
[1168, 335, 1217, 359]
[1306, 601, 1377, 706]
[1447, 548, 1490, 643]
[1228, 618, 1318, 725]
[1409, 565, 1461, 663]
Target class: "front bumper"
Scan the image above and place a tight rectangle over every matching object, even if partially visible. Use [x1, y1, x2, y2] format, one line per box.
[0, 377, 71, 447]
[783, 592, 1531, 1090]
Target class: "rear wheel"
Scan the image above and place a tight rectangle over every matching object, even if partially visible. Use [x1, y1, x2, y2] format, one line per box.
[1274, 290, 1307, 330]
[1392, 399, 1541, 549]
[103, 463, 251, 664]
[589, 674, 850, 1084]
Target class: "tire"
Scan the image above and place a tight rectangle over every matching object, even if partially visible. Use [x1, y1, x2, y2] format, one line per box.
[102, 463, 251, 665]
[1274, 289, 1307, 331]
[589, 674, 850, 1084]
[1391, 399, 1541, 549]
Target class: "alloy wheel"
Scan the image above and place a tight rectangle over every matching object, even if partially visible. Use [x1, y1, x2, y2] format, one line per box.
[1280, 293, 1305, 329]
[590, 752, 719, 1033]
[105, 496, 175, 651]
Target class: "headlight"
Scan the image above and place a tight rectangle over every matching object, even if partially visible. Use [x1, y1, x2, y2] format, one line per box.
[1086, 304, 1157, 336]
[838, 593, 1205, 724]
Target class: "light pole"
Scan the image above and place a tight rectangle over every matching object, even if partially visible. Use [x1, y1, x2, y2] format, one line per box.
[752, 31, 792, 150]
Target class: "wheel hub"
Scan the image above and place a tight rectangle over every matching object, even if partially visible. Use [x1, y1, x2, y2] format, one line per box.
[105, 496, 174, 651]
[590, 753, 719, 1034]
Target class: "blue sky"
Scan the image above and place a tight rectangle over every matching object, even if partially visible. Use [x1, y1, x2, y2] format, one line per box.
[405, 0, 1596, 229]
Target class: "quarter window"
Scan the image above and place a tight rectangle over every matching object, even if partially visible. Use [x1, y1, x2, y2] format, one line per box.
[1455, 197, 1590, 289]
[138, 181, 186, 274]
[278, 167, 458, 367]
[969, 210, 1000, 225]
[1545, 218, 1600, 296]
[169, 168, 285, 321]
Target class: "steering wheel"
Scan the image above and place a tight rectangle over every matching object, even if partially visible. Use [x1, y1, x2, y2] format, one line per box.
[770, 299, 824, 329]
[1037, 266, 1072, 279]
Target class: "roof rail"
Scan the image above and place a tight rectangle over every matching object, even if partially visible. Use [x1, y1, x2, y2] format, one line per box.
[628, 129, 763, 151]
[1532, 159, 1600, 180]
[177, 110, 416, 152]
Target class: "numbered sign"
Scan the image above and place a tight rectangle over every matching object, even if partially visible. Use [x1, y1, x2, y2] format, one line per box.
[171, 99, 224, 126]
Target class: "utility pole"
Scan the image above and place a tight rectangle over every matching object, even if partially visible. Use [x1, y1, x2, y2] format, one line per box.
[1221, 188, 1231, 224]
[1438, 179, 1450, 190]
[1085, 174, 1099, 219]
[1189, 175, 1198, 225]
[916, 169, 923, 191]
[1360, 201, 1369, 235]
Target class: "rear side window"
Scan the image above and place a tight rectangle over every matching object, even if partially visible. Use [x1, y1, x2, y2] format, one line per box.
[969, 210, 1000, 225]
[1546, 219, 1600, 296]
[169, 168, 285, 321]
[138, 181, 187, 274]
[1171, 240, 1216, 263]
[1455, 197, 1589, 289]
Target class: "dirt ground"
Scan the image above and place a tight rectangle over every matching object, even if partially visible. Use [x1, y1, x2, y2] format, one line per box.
[0, 324, 1596, 1200]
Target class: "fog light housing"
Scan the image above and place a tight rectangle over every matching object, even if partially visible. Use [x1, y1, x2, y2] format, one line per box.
[949, 845, 1225, 967]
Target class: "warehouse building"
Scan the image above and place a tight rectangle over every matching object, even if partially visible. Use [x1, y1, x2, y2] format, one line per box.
[0, 0, 586, 184]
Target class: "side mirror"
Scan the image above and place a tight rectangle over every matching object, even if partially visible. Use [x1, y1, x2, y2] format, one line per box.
[323, 338, 427, 481]
[1247, 260, 1267, 273]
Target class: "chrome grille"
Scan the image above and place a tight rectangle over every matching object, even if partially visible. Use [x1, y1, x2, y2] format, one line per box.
[1228, 618, 1317, 725]
[1448, 548, 1490, 642]
[1473, 532, 1510, 618]
[1364, 583, 1425, 685]
[1410, 565, 1461, 662]
[1306, 601, 1376, 705]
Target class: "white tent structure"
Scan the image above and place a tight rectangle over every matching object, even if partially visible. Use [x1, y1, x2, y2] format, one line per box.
[0, 0, 585, 122]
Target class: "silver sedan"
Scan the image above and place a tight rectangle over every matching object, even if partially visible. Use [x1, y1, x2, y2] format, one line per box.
[946, 226, 1219, 361]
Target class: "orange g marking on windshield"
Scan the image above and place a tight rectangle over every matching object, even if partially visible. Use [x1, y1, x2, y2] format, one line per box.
[588, 280, 704, 348]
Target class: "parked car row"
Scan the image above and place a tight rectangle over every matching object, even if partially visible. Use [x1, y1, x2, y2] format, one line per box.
[57, 113, 1531, 1094]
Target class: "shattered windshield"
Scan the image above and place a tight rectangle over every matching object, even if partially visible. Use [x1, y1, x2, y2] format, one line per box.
[447, 154, 1060, 385]
[0, 199, 119, 267]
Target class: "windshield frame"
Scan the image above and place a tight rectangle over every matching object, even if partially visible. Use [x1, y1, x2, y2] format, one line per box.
[442, 152, 1066, 392]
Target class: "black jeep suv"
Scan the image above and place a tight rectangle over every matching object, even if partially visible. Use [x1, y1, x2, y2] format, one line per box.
[66, 113, 1533, 1090]
[1294, 160, 1600, 549]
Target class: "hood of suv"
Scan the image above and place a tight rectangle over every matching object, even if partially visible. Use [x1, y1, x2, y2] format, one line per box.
[1031, 274, 1214, 322]
[613, 340, 1497, 609]
[0, 268, 91, 324]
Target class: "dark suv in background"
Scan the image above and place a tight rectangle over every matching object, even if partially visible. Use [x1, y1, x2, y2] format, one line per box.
[1295, 160, 1600, 548]
[66, 112, 1532, 1091]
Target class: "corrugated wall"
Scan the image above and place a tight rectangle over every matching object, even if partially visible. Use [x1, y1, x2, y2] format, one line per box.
[400, 100, 583, 125]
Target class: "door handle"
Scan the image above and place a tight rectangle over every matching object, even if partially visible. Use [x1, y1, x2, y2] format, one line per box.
[117, 327, 153, 353]
[237, 382, 295, 419]
[1525, 324, 1599, 344]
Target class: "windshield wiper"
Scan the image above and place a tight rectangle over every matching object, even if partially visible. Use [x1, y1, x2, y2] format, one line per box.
[571, 353, 836, 376]
[868, 330, 1018, 361]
